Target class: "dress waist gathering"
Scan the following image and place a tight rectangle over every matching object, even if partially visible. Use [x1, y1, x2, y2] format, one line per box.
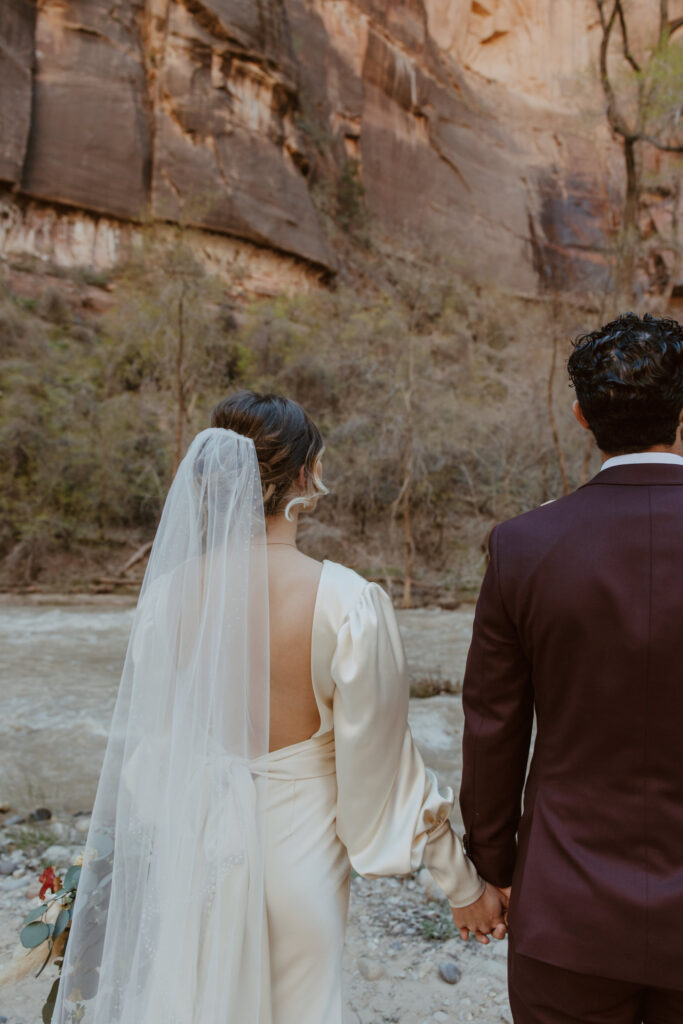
[251, 730, 337, 782]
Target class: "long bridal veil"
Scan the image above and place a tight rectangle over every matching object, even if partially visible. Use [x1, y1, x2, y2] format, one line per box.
[52, 428, 270, 1024]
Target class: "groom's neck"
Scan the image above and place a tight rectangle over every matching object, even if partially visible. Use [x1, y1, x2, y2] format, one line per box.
[600, 438, 683, 463]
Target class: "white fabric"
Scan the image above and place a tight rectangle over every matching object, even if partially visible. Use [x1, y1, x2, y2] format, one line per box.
[601, 452, 683, 470]
[52, 429, 270, 1024]
[311, 561, 484, 909]
[53, 480, 482, 1024]
[262, 562, 484, 1024]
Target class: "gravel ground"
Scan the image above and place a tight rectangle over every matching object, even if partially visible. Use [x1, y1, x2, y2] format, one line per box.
[1, 603, 513, 1023]
[0, 815, 509, 1024]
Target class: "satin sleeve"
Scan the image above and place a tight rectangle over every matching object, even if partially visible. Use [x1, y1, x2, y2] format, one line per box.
[331, 583, 485, 908]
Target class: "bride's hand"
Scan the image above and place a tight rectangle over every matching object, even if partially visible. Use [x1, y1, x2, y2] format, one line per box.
[450, 882, 507, 944]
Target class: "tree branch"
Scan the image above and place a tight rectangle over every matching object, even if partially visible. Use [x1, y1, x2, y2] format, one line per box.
[668, 15, 683, 38]
[595, 0, 632, 139]
[660, 0, 668, 41]
[639, 134, 683, 153]
[615, 0, 641, 73]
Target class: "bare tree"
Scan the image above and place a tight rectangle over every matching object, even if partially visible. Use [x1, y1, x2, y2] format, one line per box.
[594, 0, 683, 300]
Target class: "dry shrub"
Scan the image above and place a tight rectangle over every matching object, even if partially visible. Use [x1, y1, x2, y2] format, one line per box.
[0, 244, 602, 599]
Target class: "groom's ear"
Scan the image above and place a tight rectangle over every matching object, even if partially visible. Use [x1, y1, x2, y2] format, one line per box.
[572, 400, 591, 431]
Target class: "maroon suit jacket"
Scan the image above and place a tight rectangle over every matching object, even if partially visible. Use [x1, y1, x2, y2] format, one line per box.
[460, 462, 683, 988]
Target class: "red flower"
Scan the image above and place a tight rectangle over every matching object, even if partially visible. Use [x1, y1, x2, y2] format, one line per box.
[38, 866, 61, 900]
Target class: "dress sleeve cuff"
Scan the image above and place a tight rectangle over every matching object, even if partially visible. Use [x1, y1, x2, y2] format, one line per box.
[422, 819, 486, 909]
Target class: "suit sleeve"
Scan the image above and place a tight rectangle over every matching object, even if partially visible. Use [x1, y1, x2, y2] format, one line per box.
[459, 525, 534, 887]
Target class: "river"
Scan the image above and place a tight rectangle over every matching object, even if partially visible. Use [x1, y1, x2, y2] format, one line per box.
[0, 600, 476, 817]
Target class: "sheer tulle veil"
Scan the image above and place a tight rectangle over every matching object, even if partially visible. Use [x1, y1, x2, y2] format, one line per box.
[51, 428, 270, 1024]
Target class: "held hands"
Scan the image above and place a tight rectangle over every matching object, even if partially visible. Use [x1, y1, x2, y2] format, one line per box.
[450, 882, 509, 945]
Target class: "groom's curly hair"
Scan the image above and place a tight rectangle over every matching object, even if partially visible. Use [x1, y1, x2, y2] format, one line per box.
[568, 312, 683, 454]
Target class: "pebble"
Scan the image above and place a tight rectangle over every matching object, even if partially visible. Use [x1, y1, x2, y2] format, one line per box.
[433, 1013, 449, 1022]
[73, 816, 91, 835]
[1, 875, 29, 891]
[49, 822, 70, 842]
[438, 961, 462, 985]
[41, 845, 72, 867]
[0, 858, 14, 876]
[358, 958, 384, 981]
[29, 807, 52, 822]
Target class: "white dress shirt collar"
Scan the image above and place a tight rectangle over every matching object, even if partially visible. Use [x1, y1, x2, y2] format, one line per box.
[601, 452, 683, 471]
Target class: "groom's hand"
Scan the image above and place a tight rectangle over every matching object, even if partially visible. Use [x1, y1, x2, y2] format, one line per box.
[450, 882, 507, 944]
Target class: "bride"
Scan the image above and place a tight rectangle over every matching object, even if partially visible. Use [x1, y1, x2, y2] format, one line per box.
[52, 391, 506, 1024]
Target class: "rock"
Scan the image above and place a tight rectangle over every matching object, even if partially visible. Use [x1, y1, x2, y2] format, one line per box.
[29, 807, 52, 822]
[0, 857, 15, 876]
[42, 845, 72, 867]
[73, 815, 91, 834]
[11, 867, 26, 878]
[3, 813, 26, 826]
[4, 0, 677, 298]
[1, 875, 29, 891]
[358, 958, 384, 981]
[49, 822, 70, 842]
[438, 961, 462, 985]
[0, 0, 36, 185]
[434, 1013, 449, 1023]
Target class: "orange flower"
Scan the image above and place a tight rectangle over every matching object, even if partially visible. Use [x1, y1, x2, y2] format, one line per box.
[38, 866, 61, 900]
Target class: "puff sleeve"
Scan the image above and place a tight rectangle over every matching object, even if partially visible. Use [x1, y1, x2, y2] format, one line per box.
[332, 583, 485, 908]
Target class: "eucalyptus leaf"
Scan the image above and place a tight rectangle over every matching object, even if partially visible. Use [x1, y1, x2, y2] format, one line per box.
[53, 907, 70, 941]
[91, 833, 114, 859]
[22, 904, 48, 926]
[42, 977, 60, 1024]
[20, 920, 50, 949]
[64, 865, 81, 891]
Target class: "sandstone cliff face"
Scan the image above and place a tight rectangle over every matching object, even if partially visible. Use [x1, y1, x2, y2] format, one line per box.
[0, 0, 680, 296]
[1, 0, 335, 275]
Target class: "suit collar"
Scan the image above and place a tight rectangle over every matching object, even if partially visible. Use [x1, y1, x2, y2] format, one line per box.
[584, 463, 683, 487]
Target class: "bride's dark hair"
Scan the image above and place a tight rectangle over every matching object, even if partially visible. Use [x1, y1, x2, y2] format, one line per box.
[210, 391, 328, 517]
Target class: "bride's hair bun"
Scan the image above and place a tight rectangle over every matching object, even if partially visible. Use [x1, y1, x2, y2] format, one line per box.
[210, 391, 328, 518]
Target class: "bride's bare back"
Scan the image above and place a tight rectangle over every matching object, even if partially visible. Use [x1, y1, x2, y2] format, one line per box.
[267, 546, 323, 751]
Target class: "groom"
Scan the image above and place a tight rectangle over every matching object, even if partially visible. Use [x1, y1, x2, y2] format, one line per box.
[459, 313, 683, 1022]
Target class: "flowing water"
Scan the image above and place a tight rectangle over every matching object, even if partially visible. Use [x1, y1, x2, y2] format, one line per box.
[0, 600, 475, 815]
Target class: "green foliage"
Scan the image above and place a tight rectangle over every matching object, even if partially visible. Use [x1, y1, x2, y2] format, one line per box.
[18, 858, 81, 1012]
[336, 159, 366, 231]
[421, 904, 457, 941]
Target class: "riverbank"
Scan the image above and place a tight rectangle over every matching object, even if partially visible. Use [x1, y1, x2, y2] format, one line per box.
[0, 601, 513, 1023]
[0, 811, 510, 1024]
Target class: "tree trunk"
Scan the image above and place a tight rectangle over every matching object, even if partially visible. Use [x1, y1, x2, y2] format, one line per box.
[173, 292, 186, 478]
[547, 332, 571, 495]
[615, 136, 640, 304]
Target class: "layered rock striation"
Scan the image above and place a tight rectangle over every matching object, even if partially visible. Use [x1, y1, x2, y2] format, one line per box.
[0, 0, 680, 295]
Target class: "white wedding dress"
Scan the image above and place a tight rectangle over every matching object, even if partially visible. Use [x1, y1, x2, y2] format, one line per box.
[261, 559, 484, 1024]
[52, 431, 483, 1024]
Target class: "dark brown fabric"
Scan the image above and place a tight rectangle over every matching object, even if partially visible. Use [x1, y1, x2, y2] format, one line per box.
[460, 463, 683, 988]
[508, 937, 683, 1024]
